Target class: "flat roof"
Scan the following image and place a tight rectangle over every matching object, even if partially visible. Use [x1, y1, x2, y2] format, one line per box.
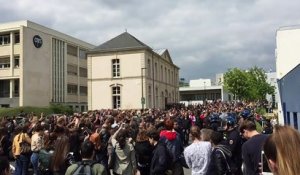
[0, 20, 95, 49]
[180, 85, 223, 91]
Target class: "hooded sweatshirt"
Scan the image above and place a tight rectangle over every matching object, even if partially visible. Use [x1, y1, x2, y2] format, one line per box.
[159, 130, 183, 162]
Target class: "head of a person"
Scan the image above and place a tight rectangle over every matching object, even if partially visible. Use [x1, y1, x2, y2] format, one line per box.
[136, 129, 149, 142]
[0, 156, 10, 175]
[190, 126, 201, 141]
[263, 125, 300, 175]
[116, 129, 129, 149]
[200, 128, 213, 141]
[33, 123, 44, 133]
[210, 131, 223, 146]
[147, 128, 160, 146]
[239, 120, 256, 139]
[81, 140, 95, 159]
[164, 118, 174, 131]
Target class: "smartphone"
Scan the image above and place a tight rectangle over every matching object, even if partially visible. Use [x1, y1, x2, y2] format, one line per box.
[261, 151, 272, 174]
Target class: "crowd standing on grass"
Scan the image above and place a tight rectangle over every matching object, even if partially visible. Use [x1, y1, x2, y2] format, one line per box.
[0, 100, 289, 175]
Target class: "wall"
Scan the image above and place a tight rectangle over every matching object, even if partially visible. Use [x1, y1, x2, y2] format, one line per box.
[22, 27, 51, 106]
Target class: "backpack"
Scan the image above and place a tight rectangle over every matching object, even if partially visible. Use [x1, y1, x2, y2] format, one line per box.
[72, 161, 96, 175]
[38, 149, 53, 172]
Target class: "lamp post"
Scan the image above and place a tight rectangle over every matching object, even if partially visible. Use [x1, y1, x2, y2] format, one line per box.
[141, 67, 147, 112]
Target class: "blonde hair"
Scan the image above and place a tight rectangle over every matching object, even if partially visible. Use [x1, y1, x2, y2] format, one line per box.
[263, 125, 300, 175]
[200, 128, 213, 141]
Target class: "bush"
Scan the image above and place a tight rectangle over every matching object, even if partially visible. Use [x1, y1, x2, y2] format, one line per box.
[0, 105, 73, 118]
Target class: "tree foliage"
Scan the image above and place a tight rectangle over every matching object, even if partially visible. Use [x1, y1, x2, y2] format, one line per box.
[224, 67, 275, 101]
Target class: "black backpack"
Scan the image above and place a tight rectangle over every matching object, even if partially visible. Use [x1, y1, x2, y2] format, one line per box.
[72, 161, 96, 175]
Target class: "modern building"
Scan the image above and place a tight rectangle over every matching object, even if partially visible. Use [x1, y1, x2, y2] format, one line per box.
[265, 72, 279, 108]
[276, 26, 300, 129]
[88, 32, 179, 110]
[0, 20, 95, 111]
[179, 78, 230, 106]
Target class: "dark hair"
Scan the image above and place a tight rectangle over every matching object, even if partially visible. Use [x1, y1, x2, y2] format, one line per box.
[136, 129, 149, 142]
[147, 128, 160, 141]
[164, 118, 174, 130]
[239, 120, 256, 133]
[50, 136, 70, 172]
[116, 129, 128, 149]
[0, 156, 9, 175]
[210, 131, 223, 145]
[33, 123, 44, 132]
[81, 141, 94, 159]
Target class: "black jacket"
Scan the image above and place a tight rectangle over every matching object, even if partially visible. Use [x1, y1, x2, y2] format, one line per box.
[135, 140, 153, 168]
[206, 145, 232, 175]
[150, 141, 169, 175]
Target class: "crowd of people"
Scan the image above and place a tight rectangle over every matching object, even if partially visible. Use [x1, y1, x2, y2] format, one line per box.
[0, 100, 299, 175]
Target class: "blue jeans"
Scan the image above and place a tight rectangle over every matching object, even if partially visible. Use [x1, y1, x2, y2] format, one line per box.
[31, 152, 39, 175]
[15, 154, 30, 175]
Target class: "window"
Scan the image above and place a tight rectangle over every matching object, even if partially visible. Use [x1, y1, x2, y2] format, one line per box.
[161, 65, 163, 81]
[287, 112, 290, 125]
[79, 49, 86, 59]
[14, 56, 20, 68]
[15, 33, 20, 44]
[155, 63, 157, 80]
[0, 80, 10, 98]
[80, 86, 87, 95]
[112, 59, 120, 78]
[67, 44, 78, 56]
[67, 84, 78, 95]
[293, 112, 298, 129]
[147, 59, 151, 77]
[148, 86, 152, 107]
[112, 86, 121, 109]
[14, 79, 19, 97]
[67, 64, 78, 76]
[0, 34, 10, 45]
[0, 57, 10, 68]
[79, 67, 87, 77]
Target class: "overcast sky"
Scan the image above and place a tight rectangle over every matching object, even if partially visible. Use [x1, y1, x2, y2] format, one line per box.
[1, 0, 300, 81]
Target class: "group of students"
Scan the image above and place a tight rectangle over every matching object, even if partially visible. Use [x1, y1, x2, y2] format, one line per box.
[0, 101, 299, 175]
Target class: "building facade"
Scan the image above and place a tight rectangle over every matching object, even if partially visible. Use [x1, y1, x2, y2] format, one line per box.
[179, 78, 230, 106]
[88, 32, 179, 110]
[0, 20, 94, 111]
[276, 26, 300, 129]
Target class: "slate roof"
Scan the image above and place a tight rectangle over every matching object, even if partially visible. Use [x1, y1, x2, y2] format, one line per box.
[91, 32, 151, 52]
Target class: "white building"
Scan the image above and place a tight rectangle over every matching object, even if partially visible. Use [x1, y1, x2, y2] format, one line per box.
[276, 26, 300, 129]
[87, 32, 179, 110]
[180, 78, 230, 106]
[189, 79, 211, 87]
[0, 20, 94, 111]
[265, 72, 279, 108]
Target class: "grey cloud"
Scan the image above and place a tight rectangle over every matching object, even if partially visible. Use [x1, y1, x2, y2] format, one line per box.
[0, 0, 298, 80]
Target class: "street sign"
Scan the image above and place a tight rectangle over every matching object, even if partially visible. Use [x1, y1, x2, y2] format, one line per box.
[141, 97, 145, 104]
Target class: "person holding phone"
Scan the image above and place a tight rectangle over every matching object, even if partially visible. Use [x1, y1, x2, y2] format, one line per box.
[263, 125, 300, 175]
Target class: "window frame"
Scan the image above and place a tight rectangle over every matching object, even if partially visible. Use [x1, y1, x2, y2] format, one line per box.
[112, 59, 120, 78]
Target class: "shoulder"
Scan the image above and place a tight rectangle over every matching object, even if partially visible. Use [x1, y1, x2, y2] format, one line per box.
[92, 163, 106, 174]
[65, 164, 79, 175]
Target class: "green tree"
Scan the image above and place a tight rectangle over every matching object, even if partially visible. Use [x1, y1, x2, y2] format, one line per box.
[248, 66, 275, 100]
[224, 68, 250, 100]
[224, 67, 275, 101]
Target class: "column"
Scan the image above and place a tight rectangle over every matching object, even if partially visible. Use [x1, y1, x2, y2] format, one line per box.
[9, 79, 14, 98]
